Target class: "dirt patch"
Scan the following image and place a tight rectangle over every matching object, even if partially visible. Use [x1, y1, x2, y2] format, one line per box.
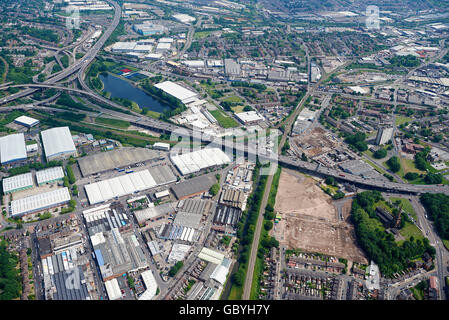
[291, 127, 340, 158]
[272, 169, 367, 264]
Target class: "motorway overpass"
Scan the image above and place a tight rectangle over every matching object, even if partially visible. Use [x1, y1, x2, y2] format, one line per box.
[130, 119, 449, 196]
[0, 0, 121, 106]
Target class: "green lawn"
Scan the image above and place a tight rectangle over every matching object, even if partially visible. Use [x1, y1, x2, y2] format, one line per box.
[231, 105, 245, 113]
[194, 30, 216, 40]
[400, 221, 424, 242]
[95, 117, 130, 129]
[210, 109, 239, 128]
[395, 116, 413, 126]
[222, 95, 244, 104]
[410, 287, 424, 300]
[401, 158, 425, 175]
[364, 149, 374, 158]
[26, 140, 37, 145]
[228, 285, 243, 300]
[144, 110, 161, 119]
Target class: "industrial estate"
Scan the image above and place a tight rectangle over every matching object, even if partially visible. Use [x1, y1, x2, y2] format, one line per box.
[0, 0, 449, 304]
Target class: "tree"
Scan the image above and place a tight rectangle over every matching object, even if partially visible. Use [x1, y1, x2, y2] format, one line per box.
[325, 176, 336, 186]
[373, 149, 387, 159]
[424, 173, 443, 185]
[386, 156, 401, 173]
[264, 220, 273, 231]
[209, 183, 220, 196]
[404, 172, 419, 180]
[232, 268, 245, 286]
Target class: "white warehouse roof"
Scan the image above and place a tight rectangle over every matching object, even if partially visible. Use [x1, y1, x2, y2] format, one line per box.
[10, 187, 71, 217]
[36, 166, 65, 185]
[158, 37, 174, 43]
[155, 81, 198, 103]
[0, 133, 27, 164]
[139, 269, 158, 300]
[198, 247, 225, 265]
[41, 127, 77, 159]
[210, 258, 231, 285]
[111, 41, 137, 51]
[170, 148, 231, 176]
[84, 169, 158, 205]
[235, 111, 264, 123]
[173, 13, 196, 24]
[105, 278, 121, 300]
[14, 115, 39, 127]
[3, 172, 33, 194]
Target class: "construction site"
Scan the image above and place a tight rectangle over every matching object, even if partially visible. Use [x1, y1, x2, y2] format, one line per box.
[291, 127, 340, 158]
[272, 169, 368, 264]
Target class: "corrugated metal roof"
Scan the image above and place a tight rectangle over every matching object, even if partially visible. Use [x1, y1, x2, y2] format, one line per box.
[0, 133, 26, 164]
[10, 187, 71, 217]
[105, 278, 121, 300]
[84, 170, 158, 205]
[170, 148, 231, 175]
[36, 166, 65, 184]
[41, 127, 76, 159]
[139, 270, 157, 300]
[2, 172, 33, 193]
[154, 81, 198, 103]
[14, 115, 39, 127]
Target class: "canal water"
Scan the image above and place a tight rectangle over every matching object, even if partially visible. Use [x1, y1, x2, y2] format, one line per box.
[100, 73, 170, 113]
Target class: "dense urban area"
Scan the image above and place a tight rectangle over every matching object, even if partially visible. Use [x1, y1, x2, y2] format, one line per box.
[0, 0, 449, 302]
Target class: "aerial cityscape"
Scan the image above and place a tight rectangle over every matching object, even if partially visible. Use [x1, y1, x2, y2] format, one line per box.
[0, 0, 449, 305]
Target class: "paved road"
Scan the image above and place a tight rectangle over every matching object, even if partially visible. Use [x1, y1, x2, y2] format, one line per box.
[0, 0, 121, 106]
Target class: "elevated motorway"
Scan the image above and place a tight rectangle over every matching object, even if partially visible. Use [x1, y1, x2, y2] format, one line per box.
[0, 0, 121, 106]
[130, 118, 449, 196]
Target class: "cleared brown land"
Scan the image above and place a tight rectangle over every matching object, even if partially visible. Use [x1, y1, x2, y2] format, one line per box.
[272, 169, 367, 264]
[291, 127, 340, 158]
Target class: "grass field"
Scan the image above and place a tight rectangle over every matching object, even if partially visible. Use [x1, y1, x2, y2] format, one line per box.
[395, 116, 413, 126]
[210, 109, 239, 128]
[231, 105, 245, 113]
[194, 30, 216, 40]
[400, 221, 424, 242]
[95, 117, 130, 129]
[144, 109, 161, 119]
[401, 158, 424, 175]
[222, 95, 244, 104]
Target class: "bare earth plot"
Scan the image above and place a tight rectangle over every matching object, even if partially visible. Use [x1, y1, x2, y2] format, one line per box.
[291, 127, 340, 158]
[272, 169, 368, 264]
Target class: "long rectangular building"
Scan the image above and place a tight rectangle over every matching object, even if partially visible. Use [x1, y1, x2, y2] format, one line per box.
[0, 133, 27, 164]
[41, 127, 77, 161]
[171, 174, 216, 200]
[10, 187, 71, 217]
[170, 147, 231, 176]
[36, 166, 65, 185]
[84, 170, 158, 205]
[154, 81, 198, 104]
[2, 172, 34, 194]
